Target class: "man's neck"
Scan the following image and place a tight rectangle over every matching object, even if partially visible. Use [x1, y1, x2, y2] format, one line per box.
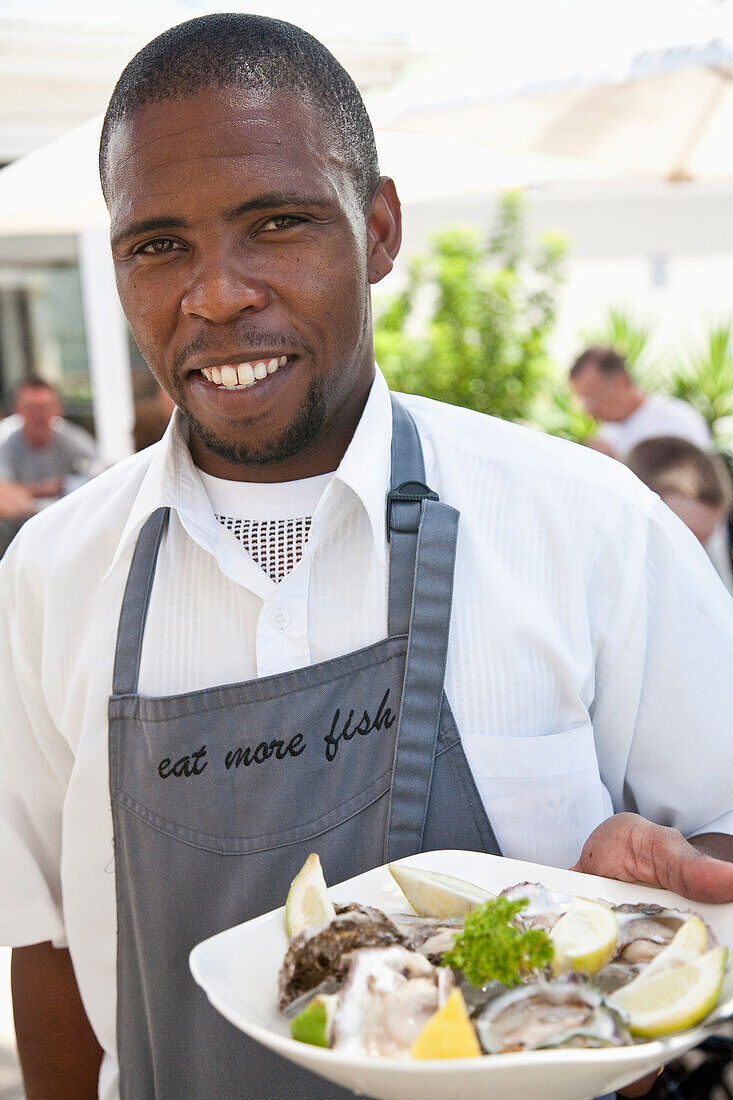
[22, 426, 52, 450]
[619, 388, 646, 421]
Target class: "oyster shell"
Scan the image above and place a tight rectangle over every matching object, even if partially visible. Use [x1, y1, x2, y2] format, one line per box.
[476, 974, 630, 1054]
[278, 903, 404, 1009]
[499, 883, 575, 933]
[613, 903, 717, 964]
[331, 945, 454, 1057]
[389, 913, 465, 964]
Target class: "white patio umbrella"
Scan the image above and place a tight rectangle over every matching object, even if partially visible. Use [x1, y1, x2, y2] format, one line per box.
[0, 115, 109, 236]
[379, 53, 733, 184]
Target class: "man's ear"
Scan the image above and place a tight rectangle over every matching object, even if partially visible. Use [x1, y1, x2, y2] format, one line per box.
[366, 177, 402, 285]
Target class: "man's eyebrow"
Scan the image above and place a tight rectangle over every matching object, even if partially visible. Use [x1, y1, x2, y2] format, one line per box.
[222, 193, 333, 220]
[111, 216, 188, 249]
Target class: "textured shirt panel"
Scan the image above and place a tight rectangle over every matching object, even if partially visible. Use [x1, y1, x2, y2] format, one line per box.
[216, 514, 313, 584]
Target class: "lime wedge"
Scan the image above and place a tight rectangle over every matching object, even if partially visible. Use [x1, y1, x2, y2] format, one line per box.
[284, 853, 336, 938]
[290, 994, 337, 1047]
[610, 945, 728, 1038]
[550, 898, 619, 976]
[388, 864, 492, 918]
[411, 988, 482, 1059]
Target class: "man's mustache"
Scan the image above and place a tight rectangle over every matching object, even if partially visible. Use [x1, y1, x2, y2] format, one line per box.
[174, 331, 314, 372]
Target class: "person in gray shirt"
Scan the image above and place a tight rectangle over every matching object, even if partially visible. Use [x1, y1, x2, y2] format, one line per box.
[0, 377, 97, 552]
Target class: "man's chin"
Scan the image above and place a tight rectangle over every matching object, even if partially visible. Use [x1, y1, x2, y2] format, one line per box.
[184, 386, 326, 470]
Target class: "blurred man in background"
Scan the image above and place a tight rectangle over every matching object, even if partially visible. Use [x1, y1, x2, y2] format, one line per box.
[570, 347, 733, 589]
[570, 346, 711, 458]
[0, 377, 97, 553]
[0, 377, 96, 499]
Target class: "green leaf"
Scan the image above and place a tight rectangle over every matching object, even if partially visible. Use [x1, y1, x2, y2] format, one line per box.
[442, 896, 554, 988]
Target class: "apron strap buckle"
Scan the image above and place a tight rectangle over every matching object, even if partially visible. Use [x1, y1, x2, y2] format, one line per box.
[386, 481, 439, 541]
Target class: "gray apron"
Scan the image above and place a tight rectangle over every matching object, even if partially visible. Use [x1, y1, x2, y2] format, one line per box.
[109, 396, 501, 1098]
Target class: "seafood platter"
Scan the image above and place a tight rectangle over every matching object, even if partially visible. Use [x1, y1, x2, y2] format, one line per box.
[190, 849, 733, 1100]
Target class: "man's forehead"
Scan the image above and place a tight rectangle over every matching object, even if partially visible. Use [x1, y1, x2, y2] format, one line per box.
[573, 363, 604, 392]
[107, 87, 344, 191]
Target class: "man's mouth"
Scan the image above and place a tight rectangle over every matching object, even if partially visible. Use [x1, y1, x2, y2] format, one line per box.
[199, 355, 290, 390]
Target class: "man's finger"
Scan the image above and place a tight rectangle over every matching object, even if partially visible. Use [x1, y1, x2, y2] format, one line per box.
[617, 1067, 664, 1097]
[571, 813, 733, 904]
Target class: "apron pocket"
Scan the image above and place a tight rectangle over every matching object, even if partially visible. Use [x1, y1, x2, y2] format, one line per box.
[109, 650, 406, 855]
[460, 725, 613, 870]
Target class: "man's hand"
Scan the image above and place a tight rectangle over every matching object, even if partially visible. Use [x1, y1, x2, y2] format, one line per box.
[572, 813, 733, 1099]
[571, 812, 733, 902]
[0, 480, 33, 519]
[26, 476, 64, 499]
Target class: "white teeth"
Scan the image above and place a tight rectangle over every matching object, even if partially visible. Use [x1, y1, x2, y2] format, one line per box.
[203, 355, 288, 389]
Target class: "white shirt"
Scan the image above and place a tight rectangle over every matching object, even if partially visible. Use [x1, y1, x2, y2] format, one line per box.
[1, 368, 732, 1099]
[597, 392, 712, 456]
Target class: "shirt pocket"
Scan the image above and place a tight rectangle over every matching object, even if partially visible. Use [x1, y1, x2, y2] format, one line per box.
[461, 725, 614, 870]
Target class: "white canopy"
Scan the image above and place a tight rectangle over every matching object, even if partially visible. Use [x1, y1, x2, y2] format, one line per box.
[0, 115, 109, 237]
[0, 112, 605, 238]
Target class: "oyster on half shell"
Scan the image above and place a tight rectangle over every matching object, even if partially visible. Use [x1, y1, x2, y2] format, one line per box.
[476, 973, 630, 1054]
[389, 913, 465, 964]
[331, 945, 454, 1057]
[499, 883, 575, 933]
[278, 903, 404, 1009]
[613, 903, 717, 964]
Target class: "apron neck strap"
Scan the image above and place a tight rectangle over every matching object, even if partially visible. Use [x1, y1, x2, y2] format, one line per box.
[384, 396, 462, 861]
[112, 507, 168, 696]
[387, 395, 438, 637]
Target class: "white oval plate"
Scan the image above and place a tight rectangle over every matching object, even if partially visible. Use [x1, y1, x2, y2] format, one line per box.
[190, 850, 733, 1100]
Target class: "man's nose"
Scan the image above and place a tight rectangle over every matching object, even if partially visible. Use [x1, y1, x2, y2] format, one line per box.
[181, 251, 271, 323]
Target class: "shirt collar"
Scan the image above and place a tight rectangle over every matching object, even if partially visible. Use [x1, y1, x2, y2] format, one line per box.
[102, 410, 220, 583]
[103, 366, 394, 583]
[328, 366, 392, 566]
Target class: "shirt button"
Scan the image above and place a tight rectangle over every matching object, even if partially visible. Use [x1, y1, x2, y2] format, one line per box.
[269, 609, 290, 631]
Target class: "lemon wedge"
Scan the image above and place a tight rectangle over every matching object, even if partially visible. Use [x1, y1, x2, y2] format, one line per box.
[640, 916, 707, 980]
[284, 853, 336, 938]
[411, 988, 482, 1059]
[388, 864, 491, 918]
[610, 946, 727, 1038]
[550, 898, 619, 976]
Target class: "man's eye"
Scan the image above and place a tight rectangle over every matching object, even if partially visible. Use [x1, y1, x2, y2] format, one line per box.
[137, 239, 181, 255]
[259, 215, 303, 232]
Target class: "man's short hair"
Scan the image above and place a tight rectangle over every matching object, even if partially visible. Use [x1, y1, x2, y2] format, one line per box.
[570, 346, 629, 380]
[99, 13, 380, 209]
[626, 436, 731, 510]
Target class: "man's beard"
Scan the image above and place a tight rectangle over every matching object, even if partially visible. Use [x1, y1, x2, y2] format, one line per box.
[183, 377, 327, 467]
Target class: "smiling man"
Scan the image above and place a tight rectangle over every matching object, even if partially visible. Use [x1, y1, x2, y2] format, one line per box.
[1, 14, 733, 1100]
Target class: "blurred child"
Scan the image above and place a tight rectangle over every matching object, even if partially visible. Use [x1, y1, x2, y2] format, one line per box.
[626, 436, 731, 545]
[626, 435, 733, 592]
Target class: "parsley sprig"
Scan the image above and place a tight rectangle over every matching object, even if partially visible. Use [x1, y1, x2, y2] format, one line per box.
[442, 895, 554, 987]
